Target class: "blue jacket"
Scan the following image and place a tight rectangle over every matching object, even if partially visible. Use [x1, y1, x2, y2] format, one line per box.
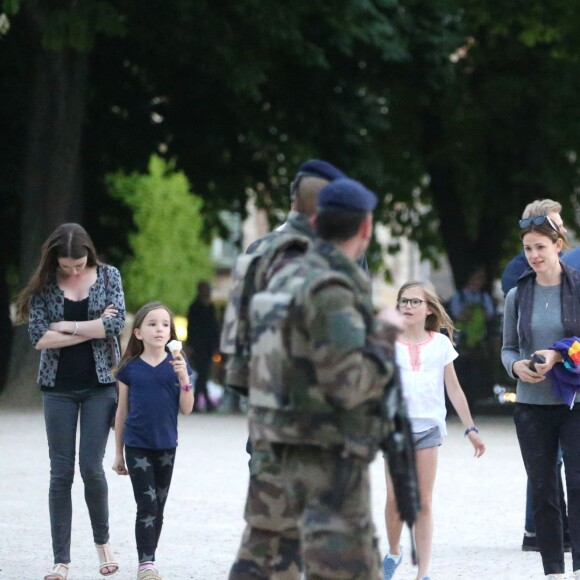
[562, 247, 580, 271]
[501, 251, 529, 297]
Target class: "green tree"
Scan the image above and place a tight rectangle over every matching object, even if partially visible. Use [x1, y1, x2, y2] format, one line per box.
[0, 0, 124, 405]
[108, 155, 213, 315]
[6, 0, 580, 403]
[378, 0, 580, 286]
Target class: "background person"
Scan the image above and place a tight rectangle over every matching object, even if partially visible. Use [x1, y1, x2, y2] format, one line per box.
[448, 265, 497, 406]
[449, 265, 495, 345]
[502, 215, 580, 579]
[186, 280, 219, 412]
[14, 223, 125, 580]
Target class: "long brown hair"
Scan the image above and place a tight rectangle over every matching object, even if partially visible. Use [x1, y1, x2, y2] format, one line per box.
[114, 302, 178, 375]
[397, 280, 456, 344]
[14, 223, 99, 324]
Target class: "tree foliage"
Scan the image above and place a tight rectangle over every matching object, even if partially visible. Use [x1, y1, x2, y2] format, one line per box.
[4, 0, 580, 398]
[108, 155, 213, 315]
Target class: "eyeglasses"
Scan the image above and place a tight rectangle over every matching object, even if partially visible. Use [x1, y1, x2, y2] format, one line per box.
[397, 298, 426, 309]
[519, 215, 559, 233]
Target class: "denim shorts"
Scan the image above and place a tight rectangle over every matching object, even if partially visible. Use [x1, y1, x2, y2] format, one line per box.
[413, 425, 442, 450]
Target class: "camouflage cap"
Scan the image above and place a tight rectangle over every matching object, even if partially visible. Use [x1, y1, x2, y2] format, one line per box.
[317, 178, 378, 212]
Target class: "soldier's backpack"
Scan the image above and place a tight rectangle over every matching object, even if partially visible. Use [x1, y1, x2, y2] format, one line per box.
[220, 234, 313, 395]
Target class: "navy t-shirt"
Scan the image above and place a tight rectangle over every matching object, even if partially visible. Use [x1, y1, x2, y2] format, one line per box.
[117, 353, 190, 450]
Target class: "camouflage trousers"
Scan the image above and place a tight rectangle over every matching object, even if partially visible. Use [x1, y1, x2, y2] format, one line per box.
[229, 442, 381, 580]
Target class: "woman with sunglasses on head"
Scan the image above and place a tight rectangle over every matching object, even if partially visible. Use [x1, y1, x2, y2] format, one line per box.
[501, 199, 566, 297]
[502, 215, 580, 580]
[382, 281, 485, 580]
[500, 199, 570, 555]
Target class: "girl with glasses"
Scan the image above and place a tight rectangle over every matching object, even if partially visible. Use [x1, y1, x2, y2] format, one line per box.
[502, 217, 580, 580]
[382, 280, 485, 580]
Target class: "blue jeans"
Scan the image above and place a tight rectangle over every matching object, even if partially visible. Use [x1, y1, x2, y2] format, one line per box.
[514, 403, 580, 575]
[43, 387, 117, 564]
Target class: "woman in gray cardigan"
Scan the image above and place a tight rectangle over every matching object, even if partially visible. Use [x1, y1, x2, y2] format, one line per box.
[502, 215, 580, 580]
[14, 223, 125, 580]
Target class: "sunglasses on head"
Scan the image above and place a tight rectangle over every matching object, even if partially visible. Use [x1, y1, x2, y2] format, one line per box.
[519, 215, 559, 232]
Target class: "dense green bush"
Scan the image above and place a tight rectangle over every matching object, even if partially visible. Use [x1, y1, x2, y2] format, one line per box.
[108, 155, 213, 315]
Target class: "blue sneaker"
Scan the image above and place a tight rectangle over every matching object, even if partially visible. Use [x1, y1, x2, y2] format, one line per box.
[417, 577, 432, 580]
[382, 552, 402, 580]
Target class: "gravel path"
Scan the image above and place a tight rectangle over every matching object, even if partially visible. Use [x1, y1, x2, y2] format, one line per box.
[0, 409, 571, 579]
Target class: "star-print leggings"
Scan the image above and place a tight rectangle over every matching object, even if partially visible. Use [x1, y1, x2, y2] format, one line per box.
[126, 446, 176, 563]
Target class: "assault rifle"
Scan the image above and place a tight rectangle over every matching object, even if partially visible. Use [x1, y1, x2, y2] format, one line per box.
[380, 365, 421, 564]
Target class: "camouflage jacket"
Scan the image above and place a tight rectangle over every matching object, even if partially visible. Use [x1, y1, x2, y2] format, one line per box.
[248, 239, 398, 461]
[220, 211, 315, 392]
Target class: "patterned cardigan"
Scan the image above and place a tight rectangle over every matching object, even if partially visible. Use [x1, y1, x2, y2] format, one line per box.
[28, 265, 126, 387]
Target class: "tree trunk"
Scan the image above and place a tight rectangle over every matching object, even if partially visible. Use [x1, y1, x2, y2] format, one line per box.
[2, 25, 88, 407]
[0, 263, 13, 391]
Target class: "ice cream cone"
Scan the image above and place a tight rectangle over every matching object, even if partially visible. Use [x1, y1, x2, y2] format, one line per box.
[167, 340, 183, 357]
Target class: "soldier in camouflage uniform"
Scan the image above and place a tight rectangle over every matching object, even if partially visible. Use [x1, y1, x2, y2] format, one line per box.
[220, 159, 348, 397]
[229, 178, 403, 580]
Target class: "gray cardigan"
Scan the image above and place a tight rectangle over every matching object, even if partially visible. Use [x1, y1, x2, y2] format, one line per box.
[28, 265, 126, 387]
[502, 283, 579, 405]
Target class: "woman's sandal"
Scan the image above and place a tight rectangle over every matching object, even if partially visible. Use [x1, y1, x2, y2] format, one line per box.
[44, 563, 69, 580]
[96, 543, 119, 576]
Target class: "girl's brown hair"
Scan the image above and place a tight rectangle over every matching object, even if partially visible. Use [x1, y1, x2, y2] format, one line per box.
[14, 223, 99, 324]
[397, 280, 456, 344]
[114, 302, 178, 375]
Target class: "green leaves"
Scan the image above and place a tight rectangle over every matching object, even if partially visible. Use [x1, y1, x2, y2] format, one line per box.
[2, 0, 19, 16]
[41, 2, 125, 52]
[107, 155, 214, 315]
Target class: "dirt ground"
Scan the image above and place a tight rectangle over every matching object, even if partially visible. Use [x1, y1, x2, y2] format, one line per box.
[0, 409, 573, 579]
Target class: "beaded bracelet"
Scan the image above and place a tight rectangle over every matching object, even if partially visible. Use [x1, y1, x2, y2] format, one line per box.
[179, 383, 193, 392]
[464, 426, 479, 437]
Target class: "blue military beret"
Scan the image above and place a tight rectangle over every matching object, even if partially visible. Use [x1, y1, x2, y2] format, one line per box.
[295, 159, 346, 181]
[317, 178, 378, 212]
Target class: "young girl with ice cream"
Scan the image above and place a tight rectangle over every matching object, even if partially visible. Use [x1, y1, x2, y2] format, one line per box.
[112, 302, 194, 580]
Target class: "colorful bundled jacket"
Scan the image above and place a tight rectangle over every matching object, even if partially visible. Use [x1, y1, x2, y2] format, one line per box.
[547, 337, 580, 408]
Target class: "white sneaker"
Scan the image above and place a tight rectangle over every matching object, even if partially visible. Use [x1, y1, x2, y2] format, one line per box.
[546, 575, 564, 580]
